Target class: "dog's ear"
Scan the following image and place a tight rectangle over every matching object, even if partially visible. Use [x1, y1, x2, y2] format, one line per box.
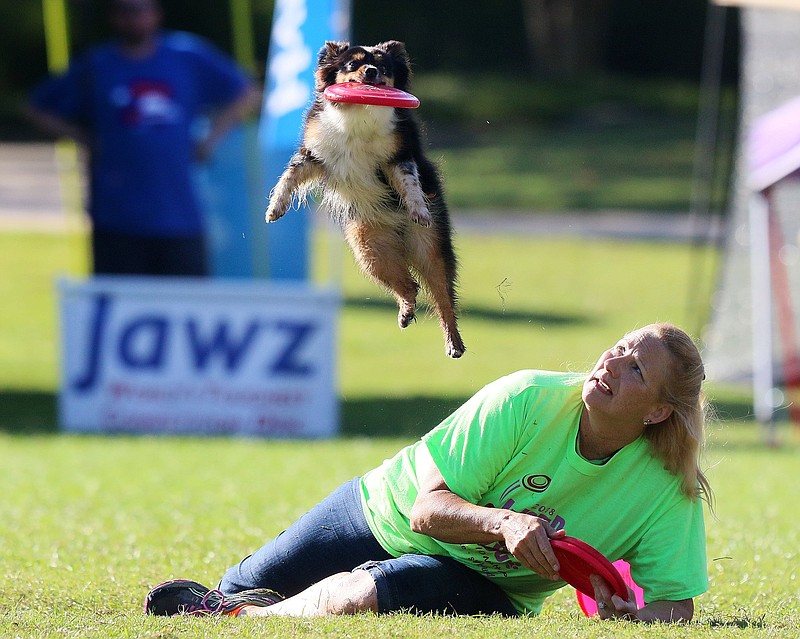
[315, 41, 350, 91]
[318, 41, 350, 66]
[378, 40, 409, 63]
[377, 40, 411, 90]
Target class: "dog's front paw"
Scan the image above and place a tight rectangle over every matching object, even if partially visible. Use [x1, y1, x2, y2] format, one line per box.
[265, 203, 287, 223]
[409, 207, 432, 228]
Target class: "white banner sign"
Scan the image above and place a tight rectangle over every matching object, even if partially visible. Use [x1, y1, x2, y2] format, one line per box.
[58, 277, 340, 437]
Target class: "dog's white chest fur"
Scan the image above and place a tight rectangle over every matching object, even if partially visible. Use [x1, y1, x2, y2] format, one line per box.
[310, 103, 400, 222]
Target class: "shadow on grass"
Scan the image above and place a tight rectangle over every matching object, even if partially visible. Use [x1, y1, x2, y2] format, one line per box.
[2, 388, 755, 439]
[0, 390, 58, 434]
[340, 395, 470, 439]
[702, 615, 768, 629]
[345, 296, 586, 326]
[711, 396, 755, 422]
[343, 394, 760, 440]
[0, 389, 466, 439]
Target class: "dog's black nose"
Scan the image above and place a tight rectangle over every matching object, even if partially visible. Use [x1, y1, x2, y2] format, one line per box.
[363, 66, 378, 80]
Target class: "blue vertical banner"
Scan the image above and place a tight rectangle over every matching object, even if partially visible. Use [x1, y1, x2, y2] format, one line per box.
[259, 0, 350, 280]
[196, 124, 258, 278]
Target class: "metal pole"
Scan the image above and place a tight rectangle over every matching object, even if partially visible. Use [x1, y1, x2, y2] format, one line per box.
[229, 0, 258, 74]
[687, 2, 728, 335]
[42, 0, 70, 72]
[42, 0, 84, 222]
[749, 191, 776, 437]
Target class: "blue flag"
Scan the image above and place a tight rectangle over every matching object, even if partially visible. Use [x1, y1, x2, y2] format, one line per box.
[259, 0, 350, 280]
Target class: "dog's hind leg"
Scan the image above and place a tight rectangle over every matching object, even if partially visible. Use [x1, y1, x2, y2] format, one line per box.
[409, 228, 465, 359]
[344, 222, 419, 330]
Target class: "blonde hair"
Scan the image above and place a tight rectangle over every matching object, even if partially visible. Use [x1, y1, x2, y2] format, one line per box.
[630, 323, 714, 509]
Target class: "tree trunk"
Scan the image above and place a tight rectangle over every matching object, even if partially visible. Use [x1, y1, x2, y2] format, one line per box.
[522, 0, 612, 76]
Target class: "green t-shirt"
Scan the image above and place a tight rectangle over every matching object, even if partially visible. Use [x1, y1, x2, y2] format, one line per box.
[359, 370, 708, 615]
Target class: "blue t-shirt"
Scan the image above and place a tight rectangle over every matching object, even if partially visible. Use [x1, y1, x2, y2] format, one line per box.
[31, 32, 249, 236]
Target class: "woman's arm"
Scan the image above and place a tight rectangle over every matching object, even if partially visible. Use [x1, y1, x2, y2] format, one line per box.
[409, 449, 565, 580]
[590, 574, 694, 622]
[638, 598, 694, 623]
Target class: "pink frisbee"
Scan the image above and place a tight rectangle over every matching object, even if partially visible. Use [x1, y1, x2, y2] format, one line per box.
[576, 559, 645, 616]
[323, 82, 420, 108]
[550, 536, 628, 600]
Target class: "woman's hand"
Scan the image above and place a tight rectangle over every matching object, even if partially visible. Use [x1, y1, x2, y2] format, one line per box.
[496, 511, 565, 580]
[410, 450, 565, 581]
[590, 574, 694, 622]
[590, 574, 639, 620]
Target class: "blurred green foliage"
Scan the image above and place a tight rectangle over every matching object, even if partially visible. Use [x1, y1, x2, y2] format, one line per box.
[2, 0, 739, 137]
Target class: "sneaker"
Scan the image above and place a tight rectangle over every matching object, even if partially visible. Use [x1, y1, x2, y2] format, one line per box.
[144, 579, 284, 616]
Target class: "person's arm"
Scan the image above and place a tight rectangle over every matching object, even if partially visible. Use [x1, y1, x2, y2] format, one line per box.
[195, 83, 261, 162]
[22, 102, 88, 146]
[408, 449, 565, 581]
[590, 573, 694, 623]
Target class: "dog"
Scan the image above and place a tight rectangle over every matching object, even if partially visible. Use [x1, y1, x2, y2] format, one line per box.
[265, 40, 465, 358]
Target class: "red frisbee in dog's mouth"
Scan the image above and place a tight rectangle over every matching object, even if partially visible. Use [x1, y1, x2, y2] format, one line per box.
[324, 82, 420, 108]
[550, 536, 628, 600]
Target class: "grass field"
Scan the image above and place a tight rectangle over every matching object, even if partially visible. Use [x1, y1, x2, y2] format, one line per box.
[1, 226, 797, 638]
[0, 426, 797, 638]
[0, 226, 742, 433]
[413, 73, 737, 212]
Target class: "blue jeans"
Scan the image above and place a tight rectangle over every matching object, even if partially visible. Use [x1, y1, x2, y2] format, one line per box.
[218, 478, 518, 616]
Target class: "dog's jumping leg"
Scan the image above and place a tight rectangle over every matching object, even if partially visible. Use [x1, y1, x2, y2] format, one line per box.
[265, 150, 324, 223]
[409, 229, 466, 359]
[344, 221, 419, 329]
[385, 162, 432, 228]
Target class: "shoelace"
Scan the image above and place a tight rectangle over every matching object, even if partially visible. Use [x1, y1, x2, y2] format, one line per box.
[187, 589, 226, 615]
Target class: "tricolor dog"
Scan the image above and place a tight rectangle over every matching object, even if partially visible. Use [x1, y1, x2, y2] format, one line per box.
[265, 41, 465, 358]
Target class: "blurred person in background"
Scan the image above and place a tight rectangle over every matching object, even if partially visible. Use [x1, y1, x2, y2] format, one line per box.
[24, 0, 259, 276]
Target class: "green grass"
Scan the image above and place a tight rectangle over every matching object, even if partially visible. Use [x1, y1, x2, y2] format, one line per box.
[414, 73, 707, 127]
[0, 425, 797, 638]
[432, 123, 697, 210]
[4, 226, 794, 637]
[412, 72, 737, 212]
[0, 227, 738, 435]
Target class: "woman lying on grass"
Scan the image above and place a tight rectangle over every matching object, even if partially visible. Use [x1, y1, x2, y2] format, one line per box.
[145, 322, 713, 622]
